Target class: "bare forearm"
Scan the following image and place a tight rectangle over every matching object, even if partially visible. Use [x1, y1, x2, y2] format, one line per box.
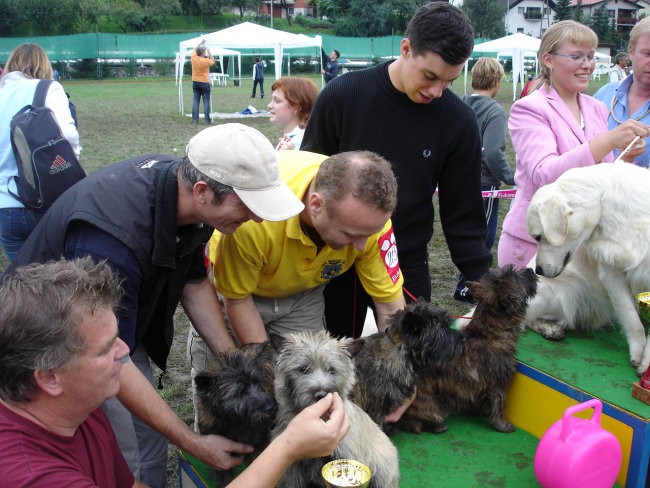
[374, 296, 406, 332]
[226, 436, 293, 488]
[224, 295, 268, 344]
[181, 279, 235, 354]
[117, 361, 200, 455]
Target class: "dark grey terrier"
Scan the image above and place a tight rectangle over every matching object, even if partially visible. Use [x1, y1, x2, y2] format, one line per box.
[353, 299, 454, 433]
[397, 265, 538, 434]
[270, 330, 399, 488]
[194, 341, 277, 484]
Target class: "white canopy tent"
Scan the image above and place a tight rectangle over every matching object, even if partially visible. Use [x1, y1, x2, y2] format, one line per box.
[467, 33, 541, 100]
[176, 23, 322, 115]
[175, 46, 242, 115]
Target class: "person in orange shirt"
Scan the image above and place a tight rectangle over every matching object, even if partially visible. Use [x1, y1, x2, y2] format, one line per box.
[191, 40, 215, 124]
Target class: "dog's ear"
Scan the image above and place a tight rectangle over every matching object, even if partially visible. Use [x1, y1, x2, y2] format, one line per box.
[269, 333, 287, 352]
[345, 338, 364, 357]
[528, 193, 572, 247]
[467, 280, 485, 302]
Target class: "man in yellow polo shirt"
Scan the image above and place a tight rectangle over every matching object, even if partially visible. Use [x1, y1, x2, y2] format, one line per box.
[191, 40, 215, 124]
[215, 149, 405, 344]
[190, 150, 404, 356]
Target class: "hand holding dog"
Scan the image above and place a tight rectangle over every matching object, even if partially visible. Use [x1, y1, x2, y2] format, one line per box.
[191, 433, 254, 471]
[384, 387, 417, 423]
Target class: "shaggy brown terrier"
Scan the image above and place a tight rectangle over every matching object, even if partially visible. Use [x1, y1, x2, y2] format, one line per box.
[353, 300, 455, 432]
[194, 342, 277, 483]
[397, 266, 538, 434]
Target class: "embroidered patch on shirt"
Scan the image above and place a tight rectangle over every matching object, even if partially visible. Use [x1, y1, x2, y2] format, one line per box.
[378, 227, 401, 283]
[321, 260, 343, 280]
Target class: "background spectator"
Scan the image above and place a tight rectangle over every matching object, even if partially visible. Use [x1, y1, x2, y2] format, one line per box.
[454, 58, 514, 304]
[191, 40, 215, 124]
[322, 50, 341, 84]
[0, 43, 80, 262]
[268, 77, 319, 150]
[252, 57, 265, 99]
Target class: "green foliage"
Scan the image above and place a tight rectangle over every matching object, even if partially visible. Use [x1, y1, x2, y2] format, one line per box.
[572, 0, 585, 23]
[231, 0, 258, 17]
[320, 0, 421, 36]
[23, 0, 76, 35]
[462, 0, 505, 39]
[554, 0, 571, 21]
[0, 0, 23, 36]
[588, 4, 611, 41]
[69, 58, 100, 79]
[295, 13, 332, 30]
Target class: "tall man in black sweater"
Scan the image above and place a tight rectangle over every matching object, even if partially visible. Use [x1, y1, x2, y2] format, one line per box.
[301, 2, 491, 338]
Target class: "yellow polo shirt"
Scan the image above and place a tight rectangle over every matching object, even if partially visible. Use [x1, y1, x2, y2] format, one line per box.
[209, 150, 403, 302]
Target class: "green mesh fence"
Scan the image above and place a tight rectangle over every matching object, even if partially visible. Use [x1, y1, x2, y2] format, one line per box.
[0, 32, 418, 63]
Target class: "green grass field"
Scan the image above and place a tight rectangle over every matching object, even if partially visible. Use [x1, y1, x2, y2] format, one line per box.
[0, 72, 613, 486]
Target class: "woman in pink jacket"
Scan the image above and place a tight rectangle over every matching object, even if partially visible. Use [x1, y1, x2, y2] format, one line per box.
[498, 21, 649, 268]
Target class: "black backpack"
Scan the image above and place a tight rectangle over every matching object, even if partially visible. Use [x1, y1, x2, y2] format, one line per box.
[9, 79, 86, 209]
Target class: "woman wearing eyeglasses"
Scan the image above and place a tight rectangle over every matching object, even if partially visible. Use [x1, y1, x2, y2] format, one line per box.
[497, 20, 650, 269]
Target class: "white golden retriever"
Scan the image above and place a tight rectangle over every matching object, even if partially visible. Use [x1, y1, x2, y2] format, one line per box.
[525, 162, 650, 376]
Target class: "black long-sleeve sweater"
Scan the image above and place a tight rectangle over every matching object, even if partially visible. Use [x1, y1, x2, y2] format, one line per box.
[301, 61, 490, 281]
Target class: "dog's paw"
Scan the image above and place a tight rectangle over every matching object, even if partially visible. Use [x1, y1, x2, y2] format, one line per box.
[529, 319, 566, 341]
[635, 362, 647, 377]
[492, 420, 515, 433]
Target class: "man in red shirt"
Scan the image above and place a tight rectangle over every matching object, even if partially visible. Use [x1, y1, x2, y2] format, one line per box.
[0, 258, 138, 488]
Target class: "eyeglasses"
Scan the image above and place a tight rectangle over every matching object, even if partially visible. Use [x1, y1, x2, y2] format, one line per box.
[551, 52, 597, 64]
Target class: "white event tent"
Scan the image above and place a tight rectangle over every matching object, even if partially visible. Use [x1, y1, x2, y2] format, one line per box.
[176, 22, 322, 114]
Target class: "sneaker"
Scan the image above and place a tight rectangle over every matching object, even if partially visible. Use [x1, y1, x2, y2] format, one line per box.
[261, 94, 264, 99]
[251, 95, 255, 98]
[453, 286, 476, 305]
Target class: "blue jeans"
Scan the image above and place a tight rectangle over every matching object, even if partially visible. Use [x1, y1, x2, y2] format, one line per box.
[192, 81, 211, 123]
[455, 184, 500, 293]
[0, 206, 47, 262]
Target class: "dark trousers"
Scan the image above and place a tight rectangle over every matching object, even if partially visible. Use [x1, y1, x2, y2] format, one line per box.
[324, 251, 431, 338]
[252, 79, 264, 97]
[455, 184, 498, 293]
[192, 81, 211, 123]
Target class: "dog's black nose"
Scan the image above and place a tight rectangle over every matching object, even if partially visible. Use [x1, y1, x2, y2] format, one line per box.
[313, 390, 328, 401]
[535, 265, 543, 275]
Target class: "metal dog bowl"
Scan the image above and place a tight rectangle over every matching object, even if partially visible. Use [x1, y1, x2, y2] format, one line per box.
[322, 459, 371, 487]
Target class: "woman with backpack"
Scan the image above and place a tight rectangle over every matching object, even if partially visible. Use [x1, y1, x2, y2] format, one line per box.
[0, 43, 81, 262]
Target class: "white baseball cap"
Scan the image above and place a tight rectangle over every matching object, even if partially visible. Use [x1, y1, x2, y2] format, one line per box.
[186, 124, 304, 221]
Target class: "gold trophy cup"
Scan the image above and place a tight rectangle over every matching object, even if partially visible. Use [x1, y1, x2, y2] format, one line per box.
[322, 459, 371, 487]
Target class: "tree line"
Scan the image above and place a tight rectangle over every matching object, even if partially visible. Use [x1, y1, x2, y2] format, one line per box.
[0, 0, 634, 50]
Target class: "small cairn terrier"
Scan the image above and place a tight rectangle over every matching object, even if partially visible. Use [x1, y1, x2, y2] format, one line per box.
[353, 299, 454, 432]
[270, 330, 399, 488]
[397, 266, 538, 434]
[194, 342, 277, 484]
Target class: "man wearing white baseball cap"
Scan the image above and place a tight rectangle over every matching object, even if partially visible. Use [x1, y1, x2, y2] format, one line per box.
[6, 123, 304, 488]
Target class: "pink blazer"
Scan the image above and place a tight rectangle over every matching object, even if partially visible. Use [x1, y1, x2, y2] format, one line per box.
[502, 85, 613, 243]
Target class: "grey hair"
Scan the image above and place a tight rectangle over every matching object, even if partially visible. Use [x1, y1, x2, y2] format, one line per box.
[0, 257, 122, 402]
[177, 156, 235, 204]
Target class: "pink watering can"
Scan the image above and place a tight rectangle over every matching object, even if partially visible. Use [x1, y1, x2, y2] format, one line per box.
[534, 399, 622, 488]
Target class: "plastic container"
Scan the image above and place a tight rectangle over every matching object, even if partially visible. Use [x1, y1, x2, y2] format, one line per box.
[534, 399, 621, 488]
